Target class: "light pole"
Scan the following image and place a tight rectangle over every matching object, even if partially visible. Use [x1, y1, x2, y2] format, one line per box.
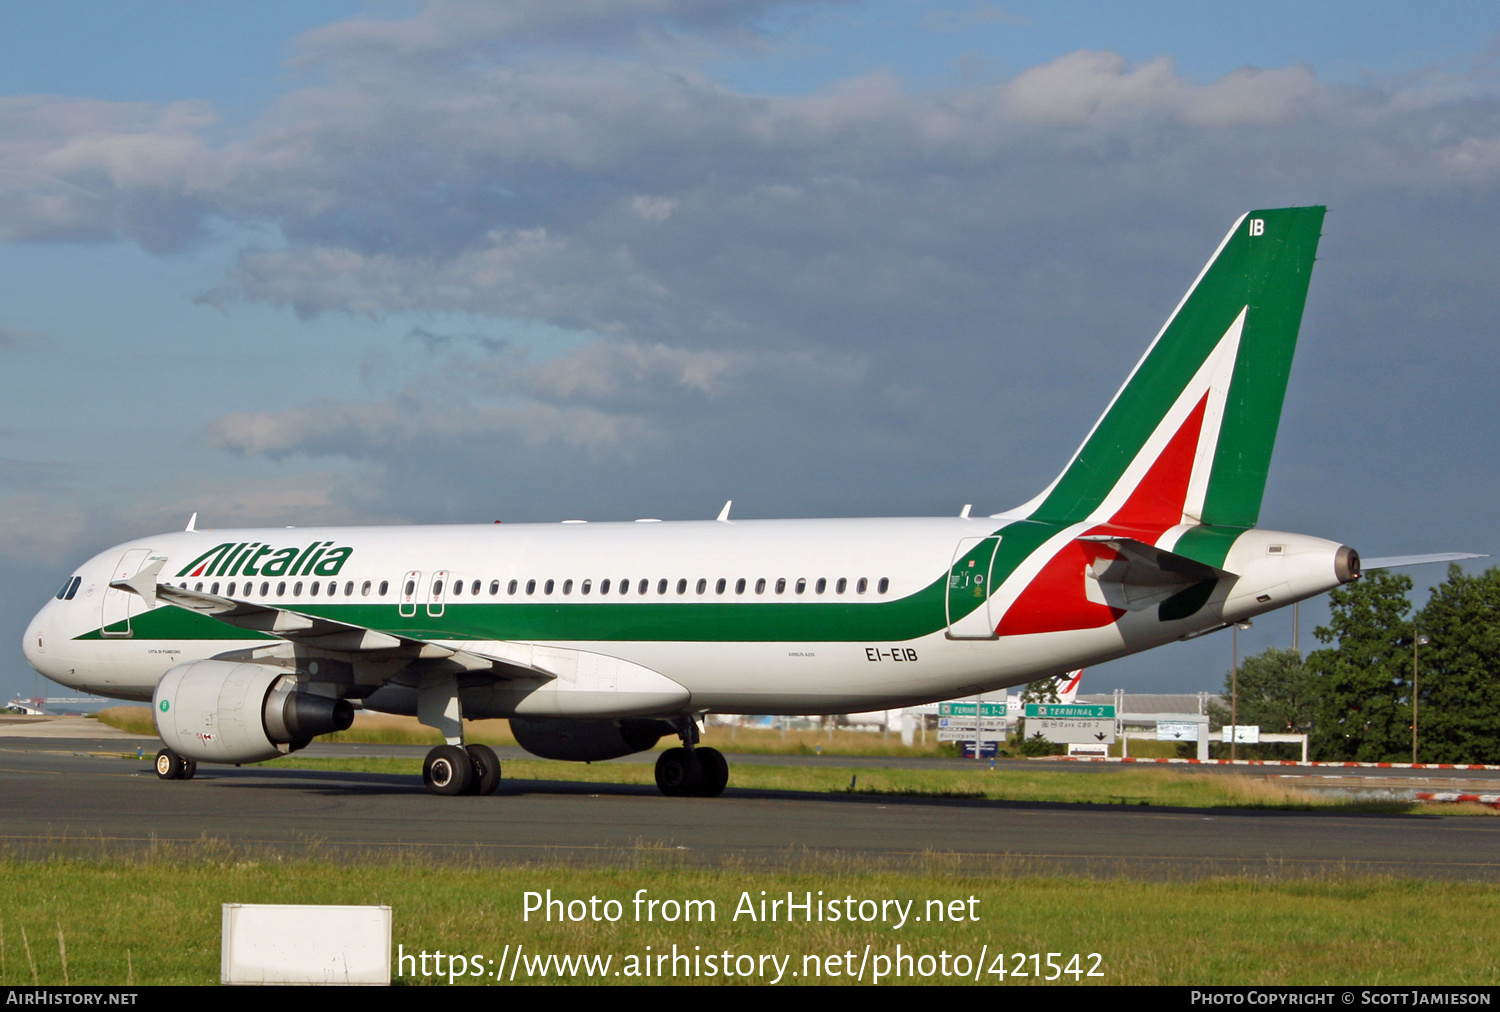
[1230, 620, 1253, 761]
[1412, 633, 1430, 764]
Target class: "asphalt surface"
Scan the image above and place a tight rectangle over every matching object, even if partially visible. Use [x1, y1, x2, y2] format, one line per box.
[4, 737, 1500, 878]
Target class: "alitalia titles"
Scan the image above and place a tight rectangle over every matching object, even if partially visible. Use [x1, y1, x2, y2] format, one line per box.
[175, 541, 354, 580]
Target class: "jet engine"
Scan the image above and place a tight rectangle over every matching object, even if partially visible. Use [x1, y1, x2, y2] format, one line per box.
[153, 659, 354, 765]
[509, 716, 674, 762]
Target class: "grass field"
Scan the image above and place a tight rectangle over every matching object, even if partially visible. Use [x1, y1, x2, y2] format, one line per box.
[0, 849, 1496, 985]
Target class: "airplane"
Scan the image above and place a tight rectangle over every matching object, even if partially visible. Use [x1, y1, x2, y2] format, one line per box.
[21, 205, 1475, 798]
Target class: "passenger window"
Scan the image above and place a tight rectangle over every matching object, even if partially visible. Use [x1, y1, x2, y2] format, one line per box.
[775, 578, 786, 594]
[878, 577, 889, 594]
[677, 579, 688, 595]
[195, 582, 204, 592]
[657, 579, 668, 595]
[545, 579, 555, 595]
[211, 582, 221, 595]
[815, 578, 826, 594]
[379, 580, 388, 596]
[600, 579, 610, 594]
[857, 578, 868, 594]
[346, 581, 354, 596]
[795, 578, 806, 595]
[716, 578, 726, 594]
[277, 582, 286, 596]
[451, 581, 461, 596]
[507, 580, 517, 595]
[362, 581, 372, 596]
[526, 580, 536, 595]
[293, 581, 303, 596]
[640, 579, 650, 595]
[563, 579, 573, 595]
[310, 581, 319, 596]
[836, 577, 847, 594]
[582, 579, 592, 595]
[619, 579, 629, 595]
[472, 579, 481, 595]
[262, 582, 271, 596]
[226, 582, 236, 597]
[696, 579, 707, 594]
[433, 580, 444, 596]
[735, 578, 745, 594]
[491, 580, 501, 595]
[404, 580, 416, 596]
[756, 578, 766, 594]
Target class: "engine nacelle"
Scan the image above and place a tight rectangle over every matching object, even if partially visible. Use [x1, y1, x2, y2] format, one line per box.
[510, 716, 675, 762]
[153, 659, 354, 765]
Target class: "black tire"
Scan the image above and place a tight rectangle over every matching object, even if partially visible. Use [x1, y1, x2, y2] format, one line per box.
[180, 757, 198, 781]
[467, 744, 501, 796]
[423, 745, 474, 796]
[154, 748, 183, 780]
[694, 747, 728, 797]
[654, 746, 693, 797]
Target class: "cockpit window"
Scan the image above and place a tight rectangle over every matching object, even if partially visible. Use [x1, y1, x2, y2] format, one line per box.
[56, 576, 81, 600]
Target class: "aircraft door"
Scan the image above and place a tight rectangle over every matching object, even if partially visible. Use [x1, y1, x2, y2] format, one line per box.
[101, 548, 151, 637]
[427, 570, 449, 618]
[946, 536, 1000, 640]
[399, 571, 421, 618]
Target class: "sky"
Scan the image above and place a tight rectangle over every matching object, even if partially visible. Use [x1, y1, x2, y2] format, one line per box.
[4, 0, 1500, 704]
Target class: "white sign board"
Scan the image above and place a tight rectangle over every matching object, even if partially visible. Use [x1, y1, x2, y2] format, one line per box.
[1156, 721, 1199, 742]
[1028, 718, 1116, 745]
[222, 904, 392, 985]
[1225, 725, 1261, 744]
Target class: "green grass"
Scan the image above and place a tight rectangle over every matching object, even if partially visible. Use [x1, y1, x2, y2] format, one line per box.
[254, 754, 1461, 814]
[0, 850, 1496, 985]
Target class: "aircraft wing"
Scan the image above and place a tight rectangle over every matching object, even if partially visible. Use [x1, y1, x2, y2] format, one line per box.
[111, 561, 536, 679]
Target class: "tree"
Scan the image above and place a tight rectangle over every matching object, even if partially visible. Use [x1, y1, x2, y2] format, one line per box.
[1409, 566, 1500, 764]
[1016, 676, 1065, 756]
[1208, 647, 1314, 757]
[1306, 571, 1414, 762]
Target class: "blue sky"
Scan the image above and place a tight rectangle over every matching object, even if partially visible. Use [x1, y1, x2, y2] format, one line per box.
[4, 1, 1500, 703]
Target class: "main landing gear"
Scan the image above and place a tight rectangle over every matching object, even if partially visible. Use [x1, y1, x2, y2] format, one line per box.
[422, 743, 501, 796]
[154, 747, 196, 780]
[654, 719, 729, 797]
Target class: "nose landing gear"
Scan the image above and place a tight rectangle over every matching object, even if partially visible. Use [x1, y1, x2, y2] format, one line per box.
[154, 747, 196, 780]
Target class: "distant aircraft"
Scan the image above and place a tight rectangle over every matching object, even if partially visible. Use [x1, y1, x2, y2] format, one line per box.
[22, 207, 1476, 797]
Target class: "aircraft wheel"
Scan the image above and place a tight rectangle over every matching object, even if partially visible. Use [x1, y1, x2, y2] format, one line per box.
[423, 745, 474, 796]
[694, 747, 728, 797]
[655, 747, 699, 797]
[180, 757, 197, 780]
[467, 744, 501, 796]
[154, 748, 184, 780]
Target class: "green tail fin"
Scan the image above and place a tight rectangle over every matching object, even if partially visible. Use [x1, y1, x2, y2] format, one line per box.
[1022, 206, 1325, 530]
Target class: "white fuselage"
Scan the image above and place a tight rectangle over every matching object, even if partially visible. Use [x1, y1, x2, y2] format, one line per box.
[22, 515, 1350, 717]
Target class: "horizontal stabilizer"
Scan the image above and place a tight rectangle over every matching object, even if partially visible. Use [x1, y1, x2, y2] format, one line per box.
[1362, 552, 1487, 571]
[1079, 535, 1231, 611]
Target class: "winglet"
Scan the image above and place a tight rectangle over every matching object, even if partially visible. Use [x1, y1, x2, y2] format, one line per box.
[185, 512, 197, 532]
[110, 558, 165, 609]
[717, 500, 733, 522]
